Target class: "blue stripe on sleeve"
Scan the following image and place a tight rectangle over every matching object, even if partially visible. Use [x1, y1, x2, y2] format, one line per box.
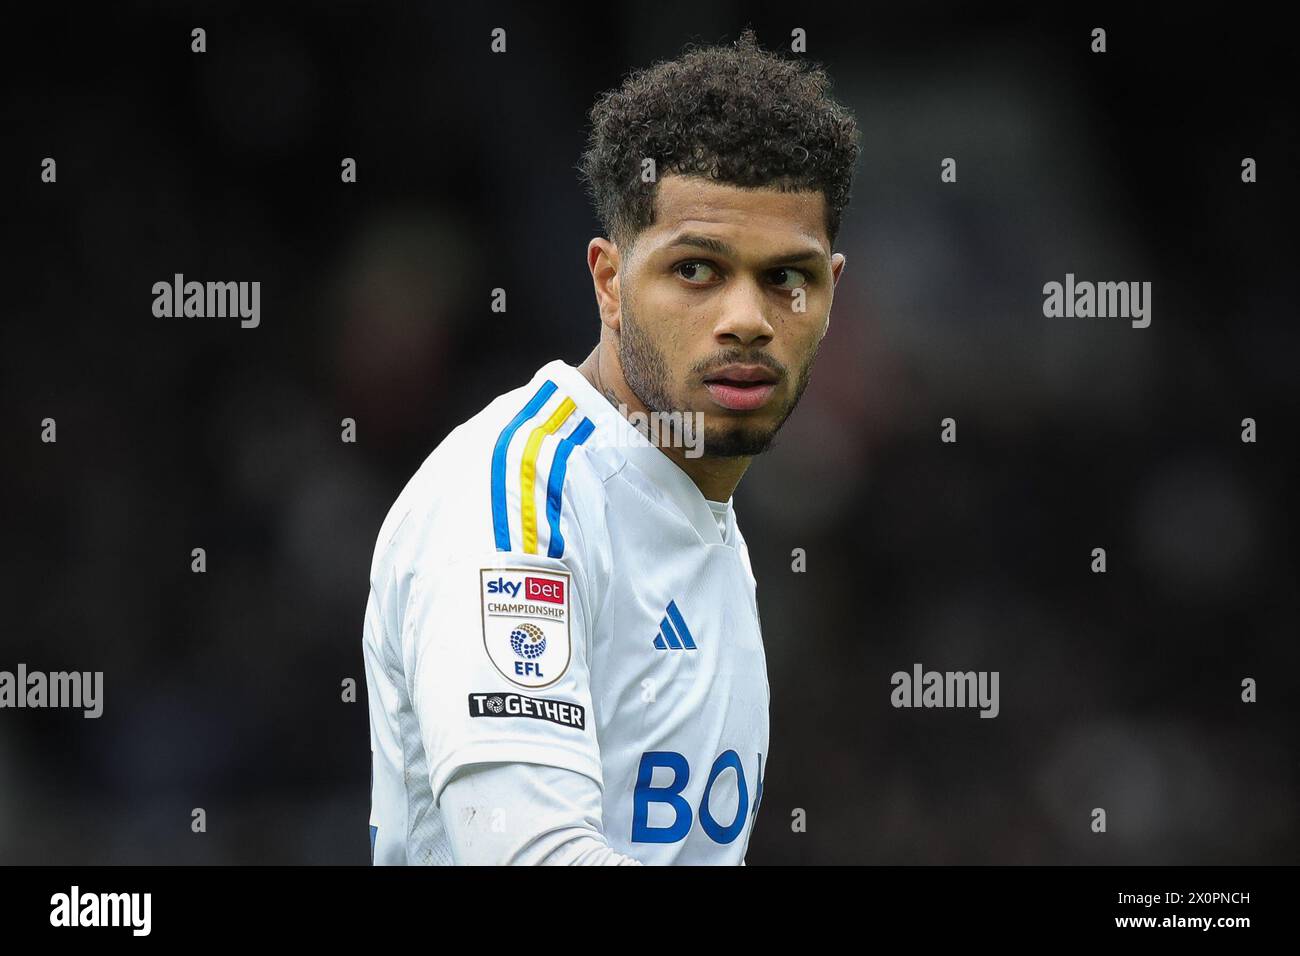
[491, 380, 557, 551]
[544, 416, 595, 558]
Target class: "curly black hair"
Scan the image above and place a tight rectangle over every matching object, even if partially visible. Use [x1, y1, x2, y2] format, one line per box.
[578, 27, 860, 251]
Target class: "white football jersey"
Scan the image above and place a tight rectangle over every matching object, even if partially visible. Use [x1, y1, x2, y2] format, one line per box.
[363, 359, 770, 864]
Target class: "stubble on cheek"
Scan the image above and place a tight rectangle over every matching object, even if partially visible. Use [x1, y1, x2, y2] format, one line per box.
[617, 290, 679, 416]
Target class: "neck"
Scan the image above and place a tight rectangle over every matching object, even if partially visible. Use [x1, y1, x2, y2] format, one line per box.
[576, 345, 751, 501]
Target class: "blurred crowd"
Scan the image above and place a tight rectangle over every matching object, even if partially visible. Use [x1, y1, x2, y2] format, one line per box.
[1, 5, 1294, 863]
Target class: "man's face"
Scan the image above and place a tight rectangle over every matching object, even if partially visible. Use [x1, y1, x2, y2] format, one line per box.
[616, 174, 845, 458]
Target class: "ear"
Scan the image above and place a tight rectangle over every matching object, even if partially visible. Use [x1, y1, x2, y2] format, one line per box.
[588, 237, 623, 334]
[824, 253, 847, 335]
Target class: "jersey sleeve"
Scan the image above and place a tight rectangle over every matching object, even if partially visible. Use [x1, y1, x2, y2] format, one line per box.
[440, 762, 642, 865]
[400, 432, 609, 807]
[406, 547, 602, 803]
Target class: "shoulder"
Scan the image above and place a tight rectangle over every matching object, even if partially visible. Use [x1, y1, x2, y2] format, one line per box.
[371, 367, 615, 577]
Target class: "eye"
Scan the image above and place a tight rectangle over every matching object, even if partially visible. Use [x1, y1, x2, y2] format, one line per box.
[675, 260, 720, 285]
[768, 267, 809, 290]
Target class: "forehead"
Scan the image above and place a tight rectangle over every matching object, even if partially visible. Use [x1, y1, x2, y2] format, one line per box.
[642, 174, 830, 254]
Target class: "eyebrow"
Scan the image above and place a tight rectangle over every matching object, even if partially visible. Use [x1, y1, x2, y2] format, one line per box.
[663, 231, 826, 266]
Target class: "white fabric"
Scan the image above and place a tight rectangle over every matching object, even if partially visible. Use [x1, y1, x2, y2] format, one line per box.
[440, 762, 642, 865]
[364, 359, 769, 865]
[706, 498, 732, 542]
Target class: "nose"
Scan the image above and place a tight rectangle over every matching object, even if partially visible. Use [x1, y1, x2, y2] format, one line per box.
[712, 280, 775, 347]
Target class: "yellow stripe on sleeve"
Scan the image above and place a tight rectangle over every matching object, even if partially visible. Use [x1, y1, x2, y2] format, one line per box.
[519, 397, 576, 554]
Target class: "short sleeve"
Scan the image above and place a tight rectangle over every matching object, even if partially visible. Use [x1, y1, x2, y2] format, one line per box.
[404, 545, 603, 805]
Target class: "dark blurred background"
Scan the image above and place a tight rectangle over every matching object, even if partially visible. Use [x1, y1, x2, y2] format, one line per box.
[1, 3, 1295, 864]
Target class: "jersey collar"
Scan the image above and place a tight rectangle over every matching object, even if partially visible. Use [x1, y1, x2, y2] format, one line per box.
[540, 359, 730, 546]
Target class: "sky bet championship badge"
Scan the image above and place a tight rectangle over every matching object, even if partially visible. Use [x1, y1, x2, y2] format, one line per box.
[480, 568, 572, 688]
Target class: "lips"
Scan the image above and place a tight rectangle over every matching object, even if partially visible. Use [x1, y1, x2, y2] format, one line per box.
[702, 364, 780, 412]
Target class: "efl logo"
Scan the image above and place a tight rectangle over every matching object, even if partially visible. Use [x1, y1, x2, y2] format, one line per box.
[525, 576, 564, 604]
[480, 567, 571, 688]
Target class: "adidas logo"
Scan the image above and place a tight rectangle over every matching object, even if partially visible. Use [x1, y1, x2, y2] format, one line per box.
[651, 600, 698, 651]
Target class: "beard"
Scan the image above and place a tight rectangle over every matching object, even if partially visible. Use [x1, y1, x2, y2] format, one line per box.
[617, 291, 819, 458]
